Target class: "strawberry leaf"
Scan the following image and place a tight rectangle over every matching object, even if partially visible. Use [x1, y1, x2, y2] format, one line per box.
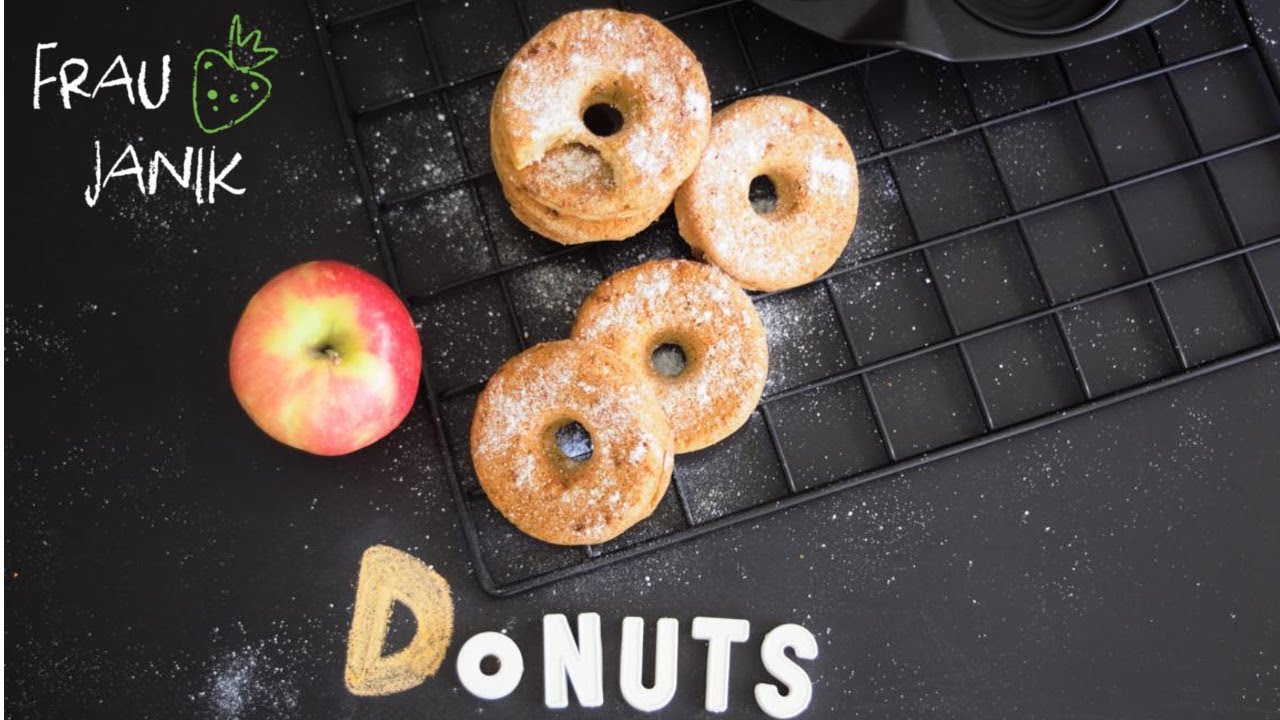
[226, 14, 278, 70]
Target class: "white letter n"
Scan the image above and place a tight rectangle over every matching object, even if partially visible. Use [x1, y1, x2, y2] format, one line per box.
[543, 613, 603, 709]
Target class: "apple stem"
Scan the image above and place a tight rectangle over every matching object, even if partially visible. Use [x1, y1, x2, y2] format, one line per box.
[324, 347, 342, 365]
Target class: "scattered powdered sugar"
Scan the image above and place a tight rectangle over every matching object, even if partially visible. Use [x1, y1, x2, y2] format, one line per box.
[1248, 7, 1277, 49]
[201, 644, 300, 720]
[810, 151, 855, 195]
[755, 286, 850, 395]
[508, 256, 604, 343]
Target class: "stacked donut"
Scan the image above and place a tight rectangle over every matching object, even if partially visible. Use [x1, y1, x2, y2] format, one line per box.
[489, 9, 712, 244]
[473, 10, 863, 545]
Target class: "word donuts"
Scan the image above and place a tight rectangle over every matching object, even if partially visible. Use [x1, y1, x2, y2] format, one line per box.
[676, 95, 860, 291]
[343, 548, 821, 717]
[573, 259, 768, 453]
[490, 9, 711, 243]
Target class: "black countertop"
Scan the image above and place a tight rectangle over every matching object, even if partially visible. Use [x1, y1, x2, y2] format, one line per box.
[6, 1, 1279, 718]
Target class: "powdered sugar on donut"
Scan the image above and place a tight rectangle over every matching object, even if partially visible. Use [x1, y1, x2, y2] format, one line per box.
[684, 86, 709, 119]
[493, 9, 711, 217]
[675, 95, 860, 292]
[623, 124, 664, 178]
[514, 454, 537, 490]
[810, 150, 855, 195]
[475, 350, 658, 467]
[573, 260, 769, 453]
[525, 143, 615, 194]
[471, 340, 672, 544]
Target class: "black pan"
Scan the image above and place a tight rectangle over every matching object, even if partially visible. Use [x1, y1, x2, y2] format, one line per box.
[752, 0, 1189, 61]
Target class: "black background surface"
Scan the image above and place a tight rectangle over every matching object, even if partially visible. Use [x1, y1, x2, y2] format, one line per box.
[5, 1, 1280, 718]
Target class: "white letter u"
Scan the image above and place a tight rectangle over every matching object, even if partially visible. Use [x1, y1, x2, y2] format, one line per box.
[619, 617, 679, 712]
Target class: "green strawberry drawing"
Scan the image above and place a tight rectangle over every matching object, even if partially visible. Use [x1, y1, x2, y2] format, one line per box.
[193, 15, 277, 134]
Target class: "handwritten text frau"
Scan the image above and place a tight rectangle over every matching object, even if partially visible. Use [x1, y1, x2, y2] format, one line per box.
[34, 43, 247, 208]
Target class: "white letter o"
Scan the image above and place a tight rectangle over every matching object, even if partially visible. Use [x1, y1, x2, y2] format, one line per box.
[456, 631, 524, 700]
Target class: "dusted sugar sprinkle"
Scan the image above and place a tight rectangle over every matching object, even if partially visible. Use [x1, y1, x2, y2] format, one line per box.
[202, 644, 300, 720]
[573, 259, 770, 453]
[809, 150, 855, 195]
[524, 143, 615, 195]
[473, 351, 659, 469]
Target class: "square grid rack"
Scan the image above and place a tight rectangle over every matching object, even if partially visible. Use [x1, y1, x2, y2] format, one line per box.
[309, 0, 1280, 596]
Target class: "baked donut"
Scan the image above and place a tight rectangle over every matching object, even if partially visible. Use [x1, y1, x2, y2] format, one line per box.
[675, 95, 860, 292]
[572, 260, 768, 453]
[490, 110, 672, 244]
[470, 340, 675, 545]
[491, 9, 711, 221]
[503, 179, 673, 245]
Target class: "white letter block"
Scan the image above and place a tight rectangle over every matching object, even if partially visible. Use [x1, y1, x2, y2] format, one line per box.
[691, 616, 751, 713]
[456, 631, 524, 701]
[543, 613, 604, 708]
[754, 623, 818, 719]
[619, 617, 679, 712]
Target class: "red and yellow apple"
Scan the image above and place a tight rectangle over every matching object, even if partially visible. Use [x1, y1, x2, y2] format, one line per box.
[229, 260, 421, 456]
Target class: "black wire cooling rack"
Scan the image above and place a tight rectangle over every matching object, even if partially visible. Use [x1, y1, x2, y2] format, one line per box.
[308, 0, 1280, 596]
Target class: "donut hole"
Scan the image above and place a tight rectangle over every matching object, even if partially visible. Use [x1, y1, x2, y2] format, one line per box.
[553, 420, 594, 463]
[479, 655, 502, 675]
[650, 343, 688, 378]
[749, 175, 779, 214]
[583, 103, 625, 137]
